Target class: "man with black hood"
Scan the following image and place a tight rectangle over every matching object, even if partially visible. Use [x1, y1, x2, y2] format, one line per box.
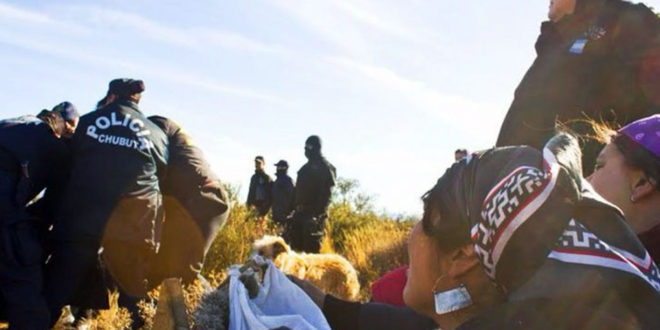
[44, 78, 168, 326]
[496, 0, 660, 175]
[271, 160, 294, 227]
[286, 135, 336, 253]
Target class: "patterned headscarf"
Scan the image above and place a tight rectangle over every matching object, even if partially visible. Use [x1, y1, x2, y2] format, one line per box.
[426, 133, 660, 325]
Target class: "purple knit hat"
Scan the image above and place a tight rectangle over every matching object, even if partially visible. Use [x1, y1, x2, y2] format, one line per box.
[619, 114, 660, 159]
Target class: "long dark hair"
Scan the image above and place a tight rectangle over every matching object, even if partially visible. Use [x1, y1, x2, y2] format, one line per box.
[36, 110, 65, 137]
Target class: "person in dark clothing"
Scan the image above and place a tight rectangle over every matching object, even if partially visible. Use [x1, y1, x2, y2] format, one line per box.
[51, 101, 80, 139]
[147, 115, 230, 286]
[44, 78, 169, 327]
[588, 115, 660, 262]
[246, 156, 272, 217]
[496, 0, 660, 175]
[0, 111, 68, 329]
[271, 159, 294, 226]
[285, 135, 336, 253]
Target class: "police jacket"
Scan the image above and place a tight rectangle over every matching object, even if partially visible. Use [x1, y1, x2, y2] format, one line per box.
[0, 116, 68, 219]
[148, 115, 229, 240]
[54, 100, 168, 241]
[271, 172, 294, 222]
[496, 0, 660, 173]
[294, 156, 336, 217]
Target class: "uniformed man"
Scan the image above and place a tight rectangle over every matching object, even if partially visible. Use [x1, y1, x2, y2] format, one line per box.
[51, 101, 80, 139]
[246, 156, 272, 217]
[147, 115, 230, 286]
[286, 135, 336, 253]
[0, 110, 68, 329]
[271, 160, 294, 226]
[44, 78, 168, 326]
[496, 0, 660, 174]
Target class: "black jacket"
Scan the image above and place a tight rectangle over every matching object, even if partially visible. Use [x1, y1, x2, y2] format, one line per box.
[53, 100, 168, 241]
[0, 116, 68, 222]
[247, 170, 272, 213]
[497, 0, 660, 173]
[271, 172, 294, 223]
[148, 115, 229, 243]
[294, 156, 336, 217]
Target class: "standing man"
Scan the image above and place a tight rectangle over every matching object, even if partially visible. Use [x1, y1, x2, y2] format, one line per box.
[496, 0, 660, 174]
[287, 135, 336, 253]
[271, 160, 294, 227]
[44, 78, 169, 326]
[247, 156, 272, 218]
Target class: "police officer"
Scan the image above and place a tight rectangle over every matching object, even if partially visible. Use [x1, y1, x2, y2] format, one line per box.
[271, 160, 294, 226]
[496, 0, 660, 174]
[44, 78, 168, 326]
[247, 156, 272, 217]
[51, 101, 80, 139]
[0, 110, 68, 329]
[286, 135, 336, 253]
[147, 115, 230, 286]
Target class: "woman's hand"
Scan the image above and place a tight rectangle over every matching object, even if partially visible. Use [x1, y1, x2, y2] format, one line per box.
[287, 275, 326, 309]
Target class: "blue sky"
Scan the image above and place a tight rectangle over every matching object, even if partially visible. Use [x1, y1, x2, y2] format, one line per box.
[1, 0, 658, 216]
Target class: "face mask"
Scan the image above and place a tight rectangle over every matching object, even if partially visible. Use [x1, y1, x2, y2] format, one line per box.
[434, 284, 473, 315]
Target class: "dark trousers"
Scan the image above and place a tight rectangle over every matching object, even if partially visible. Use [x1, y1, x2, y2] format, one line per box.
[0, 171, 49, 329]
[285, 213, 326, 253]
[44, 240, 100, 327]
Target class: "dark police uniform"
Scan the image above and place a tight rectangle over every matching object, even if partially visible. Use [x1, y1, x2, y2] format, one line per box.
[496, 0, 660, 174]
[271, 171, 294, 225]
[287, 156, 336, 253]
[0, 116, 68, 329]
[147, 115, 229, 285]
[44, 100, 168, 325]
[247, 169, 272, 216]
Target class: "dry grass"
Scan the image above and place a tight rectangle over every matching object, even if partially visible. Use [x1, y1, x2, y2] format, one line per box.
[7, 179, 415, 329]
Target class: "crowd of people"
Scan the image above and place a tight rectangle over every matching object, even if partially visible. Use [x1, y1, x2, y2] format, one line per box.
[0, 0, 658, 329]
[0, 79, 230, 329]
[246, 135, 337, 254]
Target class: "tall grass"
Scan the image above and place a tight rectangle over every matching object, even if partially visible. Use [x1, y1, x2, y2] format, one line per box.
[43, 178, 417, 329]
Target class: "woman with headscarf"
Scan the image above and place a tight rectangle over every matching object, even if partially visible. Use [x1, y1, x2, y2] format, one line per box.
[296, 133, 660, 329]
[588, 114, 660, 263]
[0, 110, 68, 329]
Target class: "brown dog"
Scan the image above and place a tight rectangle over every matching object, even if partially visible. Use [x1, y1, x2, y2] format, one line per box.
[252, 235, 360, 301]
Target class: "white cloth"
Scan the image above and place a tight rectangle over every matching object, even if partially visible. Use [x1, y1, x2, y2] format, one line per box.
[228, 260, 331, 330]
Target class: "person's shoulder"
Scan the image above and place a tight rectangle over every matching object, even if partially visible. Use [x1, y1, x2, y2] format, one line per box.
[148, 115, 181, 137]
[610, 0, 659, 32]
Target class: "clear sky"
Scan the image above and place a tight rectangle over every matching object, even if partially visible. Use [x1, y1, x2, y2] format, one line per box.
[1, 0, 658, 216]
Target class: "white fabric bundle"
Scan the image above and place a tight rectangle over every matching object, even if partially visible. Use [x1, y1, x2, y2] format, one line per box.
[228, 260, 331, 330]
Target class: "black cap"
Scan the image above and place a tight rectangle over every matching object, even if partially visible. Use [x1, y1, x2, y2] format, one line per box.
[255, 156, 264, 162]
[108, 78, 145, 97]
[51, 101, 79, 121]
[274, 160, 289, 167]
